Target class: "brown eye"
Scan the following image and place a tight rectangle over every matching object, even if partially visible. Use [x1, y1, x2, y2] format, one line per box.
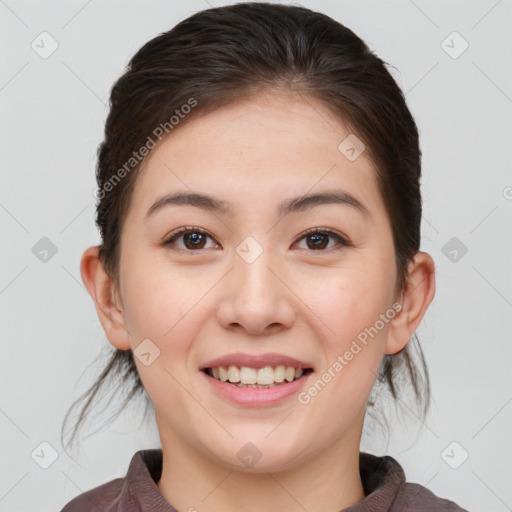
[295, 229, 350, 251]
[162, 227, 349, 253]
[162, 228, 218, 251]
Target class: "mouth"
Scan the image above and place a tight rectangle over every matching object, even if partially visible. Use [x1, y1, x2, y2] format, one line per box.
[202, 365, 314, 388]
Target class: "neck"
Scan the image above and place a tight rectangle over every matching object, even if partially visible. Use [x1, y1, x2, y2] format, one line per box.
[155, 415, 366, 512]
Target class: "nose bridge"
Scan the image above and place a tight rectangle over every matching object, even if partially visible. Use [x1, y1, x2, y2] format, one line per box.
[215, 235, 295, 333]
[234, 235, 279, 305]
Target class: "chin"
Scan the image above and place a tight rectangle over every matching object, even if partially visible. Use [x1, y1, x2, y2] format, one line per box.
[225, 454, 303, 474]
[207, 436, 306, 474]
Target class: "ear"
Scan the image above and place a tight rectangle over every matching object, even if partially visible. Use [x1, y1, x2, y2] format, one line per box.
[385, 251, 436, 355]
[80, 245, 131, 351]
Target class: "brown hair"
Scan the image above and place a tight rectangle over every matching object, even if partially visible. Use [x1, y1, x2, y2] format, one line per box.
[62, 1, 430, 452]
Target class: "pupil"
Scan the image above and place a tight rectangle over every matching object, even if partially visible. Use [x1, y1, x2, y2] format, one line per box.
[309, 234, 327, 249]
[185, 233, 327, 250]
[187, 233, 204, 248]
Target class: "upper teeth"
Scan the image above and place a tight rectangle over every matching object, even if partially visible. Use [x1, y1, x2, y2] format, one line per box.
[211, 365, 304, 385]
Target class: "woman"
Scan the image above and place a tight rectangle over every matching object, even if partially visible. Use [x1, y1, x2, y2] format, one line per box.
[61, 3, 468, 511]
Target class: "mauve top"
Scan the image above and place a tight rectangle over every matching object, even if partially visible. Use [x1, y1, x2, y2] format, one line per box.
[60, 449, 469, 511]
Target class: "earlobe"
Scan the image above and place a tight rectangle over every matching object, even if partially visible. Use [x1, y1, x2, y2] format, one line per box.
[80, 245, 132, 351]
[385, 251, 436, 355]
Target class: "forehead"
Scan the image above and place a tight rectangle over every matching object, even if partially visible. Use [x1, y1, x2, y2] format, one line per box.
[127, 91, 385, 223]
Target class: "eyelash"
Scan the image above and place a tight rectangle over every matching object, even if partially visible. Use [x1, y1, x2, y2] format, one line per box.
[161, 226, 350, 252]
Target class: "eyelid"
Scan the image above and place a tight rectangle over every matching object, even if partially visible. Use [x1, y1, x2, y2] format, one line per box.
[294, 227, 350, 250]
[162, 226, 219, 250]
[161, 226, 350, 251]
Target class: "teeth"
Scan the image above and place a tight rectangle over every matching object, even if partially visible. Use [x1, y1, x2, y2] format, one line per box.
[256, 366, 274, 385]
[240, 366, 256, 384]
[228, 365, 240, 383]
[218, 366, 229, 382]
[207, 365, 308, 385]
[285, 366, 295, 382]
[274, 365, 285, 382]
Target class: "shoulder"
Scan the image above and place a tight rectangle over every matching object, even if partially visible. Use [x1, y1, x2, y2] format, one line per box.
[60, 449, 163, 512]
[397, 482, 469, 512]
[358, 452, 469, 512]
[60, 477, 125, 512]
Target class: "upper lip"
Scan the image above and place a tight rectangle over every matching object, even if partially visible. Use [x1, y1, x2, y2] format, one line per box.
[200, 352, 313, 370]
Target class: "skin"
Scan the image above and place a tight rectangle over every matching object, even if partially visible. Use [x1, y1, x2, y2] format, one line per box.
[81, 89, 435, 512]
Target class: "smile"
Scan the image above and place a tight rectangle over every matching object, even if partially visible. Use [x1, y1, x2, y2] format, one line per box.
[203, 365, 313, 387]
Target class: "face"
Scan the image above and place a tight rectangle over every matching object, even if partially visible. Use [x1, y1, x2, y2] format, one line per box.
[110, 90, 405, 472]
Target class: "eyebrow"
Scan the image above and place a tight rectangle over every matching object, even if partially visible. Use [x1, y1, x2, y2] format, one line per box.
[144, 189, 371, 221]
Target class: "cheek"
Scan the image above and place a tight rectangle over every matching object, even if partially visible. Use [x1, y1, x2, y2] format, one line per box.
[121, 254, 202, 342]
[318, 271, 393, 348]
[304, 267, 395, 406]
[300, 280, 391, 422]
[119, 288, 198, 410]
[121, 266, 205, 414]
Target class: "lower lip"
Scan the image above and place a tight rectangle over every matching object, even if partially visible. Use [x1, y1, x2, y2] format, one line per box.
[201, 371, 312, 407]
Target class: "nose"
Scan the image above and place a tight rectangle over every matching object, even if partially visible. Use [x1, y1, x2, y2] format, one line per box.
[215, 245, 296, 335]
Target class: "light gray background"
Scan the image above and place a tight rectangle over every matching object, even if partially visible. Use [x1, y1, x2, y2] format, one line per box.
[1, 0, 511, 510]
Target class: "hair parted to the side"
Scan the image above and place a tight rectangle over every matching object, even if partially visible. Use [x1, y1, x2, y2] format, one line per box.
[61, 1, 431, 453]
